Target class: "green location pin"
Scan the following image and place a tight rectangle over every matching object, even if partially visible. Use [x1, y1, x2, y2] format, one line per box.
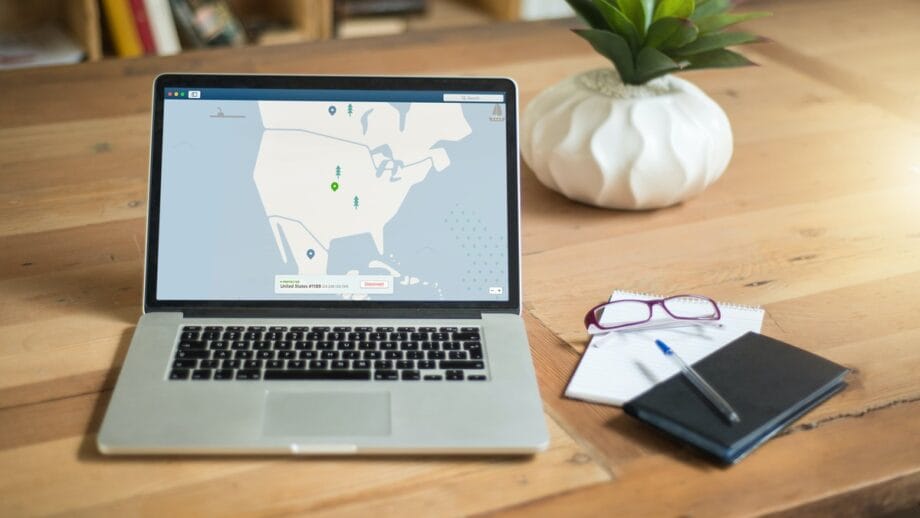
[330, 181, 339, 192]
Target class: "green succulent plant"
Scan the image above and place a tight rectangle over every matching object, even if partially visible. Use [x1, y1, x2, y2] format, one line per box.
[566, 0, 770, 85]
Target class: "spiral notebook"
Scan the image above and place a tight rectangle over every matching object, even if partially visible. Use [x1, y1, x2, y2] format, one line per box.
[565, 291, 765, 406]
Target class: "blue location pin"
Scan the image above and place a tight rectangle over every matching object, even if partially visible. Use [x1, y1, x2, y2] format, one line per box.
[328, 105, 336, 116]
[306, 249, 315, 259]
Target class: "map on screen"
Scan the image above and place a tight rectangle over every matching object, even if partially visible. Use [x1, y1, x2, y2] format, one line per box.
[156, 89, 509, 302]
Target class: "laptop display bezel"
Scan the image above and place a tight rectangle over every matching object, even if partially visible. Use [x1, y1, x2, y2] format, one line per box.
[145, 74, 520, 315]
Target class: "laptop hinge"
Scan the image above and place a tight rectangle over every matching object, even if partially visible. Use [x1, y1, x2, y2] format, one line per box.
[178, 307, 484, 319]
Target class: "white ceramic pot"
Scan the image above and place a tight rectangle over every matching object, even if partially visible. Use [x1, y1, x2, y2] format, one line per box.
[521, 68, 733, 210]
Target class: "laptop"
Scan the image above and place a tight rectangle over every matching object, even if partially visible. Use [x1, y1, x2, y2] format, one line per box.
[97, 74, 549, 454]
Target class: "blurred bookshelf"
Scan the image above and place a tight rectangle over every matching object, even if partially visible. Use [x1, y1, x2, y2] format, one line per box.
[0, 0, 573, 69]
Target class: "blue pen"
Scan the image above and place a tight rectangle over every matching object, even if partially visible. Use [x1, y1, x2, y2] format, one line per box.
[655, 339, 741, 425]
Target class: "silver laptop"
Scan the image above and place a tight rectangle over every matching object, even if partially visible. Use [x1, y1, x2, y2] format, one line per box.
[97, 74, 549, 454]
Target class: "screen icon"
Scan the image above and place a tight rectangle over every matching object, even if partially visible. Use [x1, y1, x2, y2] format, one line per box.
[189, 90, 201, 99]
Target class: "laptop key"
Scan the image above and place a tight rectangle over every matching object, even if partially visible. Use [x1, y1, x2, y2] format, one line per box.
[222, 359, 241, 369]
[439, 360, 485, 370]
[342, 350, 360, 359]
[277, 350, 296, 360]
[256, 350, 274, 360]
[424, 375, 443, 381]
[374, 360, 393, 370]
[442, 342, 461, 351]
[264, 370, 371, 380]
[402, 370, 420, 381]
[375, 327, 394, 332]
[246, 326, 266, 332]
[178, 341, 206, 350]
[337, 341, 355, 350]
[177, 350, 209, 359]
[291, 326, 310, 332]
[234, 350, 253, 359]
[427, 351, 445, 360]
[421, 342, 439, 350]
[446, 370, 464, 381]
[331, 360, 349, 369]
[406, 351, 424, 360]
[359, 341, 376, 350]
[469, 350, 484, 360]
[468, 375, 487, 381]
[269, 326, 287, 332]
[213, 350, 231, 359]
[180, 331, 199, 340]
[374, 370, 398, 381]
[299, 350, 317, 359]
[234, 341, 254, 350]
[311, 326, 330, 332]
[210, 341, 230, 350]
[321, 350, 338, 360]
[355, 326, 373, 332]
[213, 369, 234, 380]
[333, 326, 351, 332]
[309, 360, 328, 369]
[266, 360, 284, 369]
[385, 351, 403, 360]
[396, 360, 414, 369]
[400, 341, 419, 350]
[379, 342, 397, 351]
[274, 341, 292, 350]
[431, 332, 449, 340]
[169, 369, 190, 380]
[417, 360, 436, 370]
[192, 369, 212, 380]
[410, 333, 427, 341]
[369, 332, 386, 341]
[419, 327, 436, 333]
[452, 332, 481, 341]
[463, 341, 482, 350]
[397, 326, 415, 332]
[461, 327, 479, 333]
[173, 359, 197, 369]
[205, 326, 223, 332]
[182, 326, 202, 332]
[227, 326, 245, 332]
[295, 341, 314, 350]
[244, 360, 263, 369]
[353, 360, 371, 369]
[363, 351, 382, 360]
[199, 359, 219, 369]
[236, 369, 261, 380]
[316, 341, 334, 350]
[439, 327, 457, 332]
[449, 351, 468, 360]
[287, 360, 306, 369]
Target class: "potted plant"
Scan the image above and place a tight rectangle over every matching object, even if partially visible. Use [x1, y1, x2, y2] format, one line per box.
[521, 0, 769, 209]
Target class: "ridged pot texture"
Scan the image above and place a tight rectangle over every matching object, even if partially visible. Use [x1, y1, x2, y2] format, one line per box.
[522, 69, 733, 210]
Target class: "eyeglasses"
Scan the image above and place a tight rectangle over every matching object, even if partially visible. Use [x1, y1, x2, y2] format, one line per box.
[584, 294, 721, 333]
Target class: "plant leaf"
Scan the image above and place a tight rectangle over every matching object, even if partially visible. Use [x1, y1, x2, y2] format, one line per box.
[653, 0, 694, 22]
[671, 31, 761, 56]
[572, 29, 636, 82]
[645, 17, 681, 49]
[565, 0, 609, 30]
[696, 11, 771, 33]
[661, 19, 699, 49]
[634, 46, 682, 83]
[691, 0, 729, 20]
[593, 0, 641, 51]
[616, 0, 647, 35]
[681, 48, 755, 70]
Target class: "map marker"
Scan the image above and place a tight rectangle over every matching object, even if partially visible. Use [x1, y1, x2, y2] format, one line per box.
[330, 181, 339, 192]
[328, 105, 336, 116]
[306, 249, 315, 259]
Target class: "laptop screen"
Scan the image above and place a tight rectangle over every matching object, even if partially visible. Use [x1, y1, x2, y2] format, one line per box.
[155, 85, 511, 303]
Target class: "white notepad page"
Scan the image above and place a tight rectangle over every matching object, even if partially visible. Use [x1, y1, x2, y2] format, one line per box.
[565, 291, 764, 406]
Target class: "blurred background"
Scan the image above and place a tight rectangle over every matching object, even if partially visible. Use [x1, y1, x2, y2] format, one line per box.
[0, 0, 576, 69]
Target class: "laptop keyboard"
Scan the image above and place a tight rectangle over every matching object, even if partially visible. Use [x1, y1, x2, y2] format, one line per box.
[168, 325, 488, 382]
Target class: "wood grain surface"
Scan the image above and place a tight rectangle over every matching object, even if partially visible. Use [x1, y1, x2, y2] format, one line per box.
[1, 0, 918, 515]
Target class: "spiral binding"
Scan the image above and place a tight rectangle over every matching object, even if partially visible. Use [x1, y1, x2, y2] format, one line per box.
[613, 290, 762, 312]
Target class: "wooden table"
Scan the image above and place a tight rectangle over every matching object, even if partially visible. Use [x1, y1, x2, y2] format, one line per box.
[2, 0, 918, 515]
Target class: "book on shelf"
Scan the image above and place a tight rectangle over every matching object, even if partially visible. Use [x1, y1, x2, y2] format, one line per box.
[0, 25, 84, 70]
[129, 0, 157, 54]
[144, 0, 182, 55]
[102, 0, 144, 57]
[169, 0, 247, 48]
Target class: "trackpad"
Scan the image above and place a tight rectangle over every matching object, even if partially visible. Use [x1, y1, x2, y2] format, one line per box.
[263, 392, 391, 437]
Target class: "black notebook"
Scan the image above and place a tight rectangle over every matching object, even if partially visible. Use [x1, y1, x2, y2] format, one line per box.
[623, 332, 849, 464]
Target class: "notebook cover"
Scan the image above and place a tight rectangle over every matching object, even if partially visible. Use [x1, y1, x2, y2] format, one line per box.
[623, 332, 849, 464]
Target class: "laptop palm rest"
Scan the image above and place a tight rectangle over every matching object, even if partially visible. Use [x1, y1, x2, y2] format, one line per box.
[262, 392, 391, 437]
